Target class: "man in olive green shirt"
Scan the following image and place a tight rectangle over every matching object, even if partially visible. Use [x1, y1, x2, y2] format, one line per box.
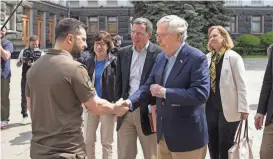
[25, 18, 128, 159]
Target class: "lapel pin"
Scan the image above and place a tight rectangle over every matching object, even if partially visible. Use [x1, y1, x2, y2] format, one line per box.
[180, 60, 183, 64]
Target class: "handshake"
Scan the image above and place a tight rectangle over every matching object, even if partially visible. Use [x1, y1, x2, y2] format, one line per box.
[113, 98, 130, 117]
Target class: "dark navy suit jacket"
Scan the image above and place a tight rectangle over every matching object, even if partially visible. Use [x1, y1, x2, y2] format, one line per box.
[129, 43, 210, 152]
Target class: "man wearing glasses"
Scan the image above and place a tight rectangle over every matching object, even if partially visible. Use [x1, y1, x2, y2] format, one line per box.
[126, 15, 210, 159]
[115, 17, 162, 159]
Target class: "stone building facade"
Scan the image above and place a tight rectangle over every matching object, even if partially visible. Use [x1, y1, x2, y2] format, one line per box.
[70, 7, 134, 47]
[1, 0, 68, 54]
[1, 0, 273, 53]
[68, 0, 273, 48]
[226, 6, 273, 39]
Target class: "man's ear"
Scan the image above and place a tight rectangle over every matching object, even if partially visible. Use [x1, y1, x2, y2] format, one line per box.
[67, 34, 74, 44]
[148, 32, 152, 39]
[177, 33, 182, 41]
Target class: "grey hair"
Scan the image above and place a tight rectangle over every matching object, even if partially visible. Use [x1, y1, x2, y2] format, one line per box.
[133, 17, 153, 33]
[157, 15, 188, 41]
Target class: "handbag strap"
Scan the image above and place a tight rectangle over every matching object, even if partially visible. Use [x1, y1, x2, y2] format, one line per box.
[243, 119, 249, 141]
[235, 120, 243, 144]
[234, 119, 250, 147]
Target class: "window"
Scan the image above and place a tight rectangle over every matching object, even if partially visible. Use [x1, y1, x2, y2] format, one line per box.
[224, 0, 242, 6]
[251, 16, 263, 33]
[49, 15, 55, 44]
[4, 4, 14, 30]
[107, 17, 117, 34]
[88, 0, 98, 6]
[226, 16, 237, 33]
[70, 1, 79, 7]
[251, 0, 263, 5]
[88, 17, 98, 33]
[107, 0, 118, 6]
[58, 0, 66, 6]
[22, 8, 30, 45]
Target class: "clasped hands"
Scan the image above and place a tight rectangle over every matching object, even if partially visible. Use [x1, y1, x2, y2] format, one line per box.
[113, 98, 130, 117]
[112, 84, 166, 117]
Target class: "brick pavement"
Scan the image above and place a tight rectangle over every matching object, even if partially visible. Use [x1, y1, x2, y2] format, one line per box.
[0, 58, 267, 159]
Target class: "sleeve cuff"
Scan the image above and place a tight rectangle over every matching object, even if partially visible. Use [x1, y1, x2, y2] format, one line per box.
[128, 99, 133, 112]
[148, 105, 152, 113]
[164, 88, 167, 99]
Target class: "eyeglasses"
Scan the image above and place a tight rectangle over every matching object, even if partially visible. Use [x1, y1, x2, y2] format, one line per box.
[130, 30, 146, 37]
[94, 42, 106, 46]
[155, 33, 170, 39]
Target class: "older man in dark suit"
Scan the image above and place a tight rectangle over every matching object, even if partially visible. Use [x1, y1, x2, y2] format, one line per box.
[115, 17, 162, 159]
[124, 15, 210, 159]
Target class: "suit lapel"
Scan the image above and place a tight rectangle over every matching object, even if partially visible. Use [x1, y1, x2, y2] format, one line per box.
[124, 46, 133, 92]
[220, 50, 230, 80]
[165, 43, 190, 85]
[159, 57, 168, 85]
[140, 43, 156, 85]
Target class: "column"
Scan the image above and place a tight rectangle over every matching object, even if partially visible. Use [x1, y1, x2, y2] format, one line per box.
[29, 9, 33, 36]
[42, 12, 46, 49]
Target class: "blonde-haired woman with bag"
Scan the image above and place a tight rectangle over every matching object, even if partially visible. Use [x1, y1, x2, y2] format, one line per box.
[205, 26, 250, 159]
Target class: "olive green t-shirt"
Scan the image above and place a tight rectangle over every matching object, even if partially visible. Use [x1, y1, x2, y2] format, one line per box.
[26, 49, 95, 159]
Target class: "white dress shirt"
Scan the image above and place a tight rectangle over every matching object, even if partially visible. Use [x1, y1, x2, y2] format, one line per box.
[128, 42, 149, 96]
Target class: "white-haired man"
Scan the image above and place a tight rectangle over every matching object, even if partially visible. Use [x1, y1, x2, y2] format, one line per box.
[124, 15, 210, 159]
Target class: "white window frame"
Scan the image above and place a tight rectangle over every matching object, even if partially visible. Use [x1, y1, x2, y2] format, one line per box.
[107, 16, 118, 35]
[88, 17, 99, 34]
[251, 15, 264, 34]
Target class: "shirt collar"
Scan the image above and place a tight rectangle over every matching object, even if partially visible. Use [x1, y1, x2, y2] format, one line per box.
[132, 41, 150, 53]
[47, 49, 73, 59]
[165, 42, 185, 59]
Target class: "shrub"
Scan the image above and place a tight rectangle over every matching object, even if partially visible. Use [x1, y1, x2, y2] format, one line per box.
[235, 34, 260, 55]
[260, 31, 273, 46]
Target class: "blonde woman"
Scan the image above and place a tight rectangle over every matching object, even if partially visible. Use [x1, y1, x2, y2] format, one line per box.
[206, 26, 249, 159]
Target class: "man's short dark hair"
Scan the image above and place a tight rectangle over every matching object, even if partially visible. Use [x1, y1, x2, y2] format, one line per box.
[55, 18, 86, 40]
[29, 35, 38, 41]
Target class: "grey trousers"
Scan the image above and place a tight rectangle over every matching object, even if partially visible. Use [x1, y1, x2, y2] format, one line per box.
[1, 77, 10, 121]
[260, 122, 273, 159]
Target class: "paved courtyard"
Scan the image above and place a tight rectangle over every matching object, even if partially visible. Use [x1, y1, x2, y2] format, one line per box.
[1, 58, 268, 159]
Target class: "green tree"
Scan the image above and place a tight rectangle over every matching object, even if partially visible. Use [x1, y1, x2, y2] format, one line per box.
[132, 1, 232, 52]
[199, 1, 232, 34]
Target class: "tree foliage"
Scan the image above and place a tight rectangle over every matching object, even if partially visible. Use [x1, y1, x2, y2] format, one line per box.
[260, 31, 273, 46]
[132, 1, 232, 52]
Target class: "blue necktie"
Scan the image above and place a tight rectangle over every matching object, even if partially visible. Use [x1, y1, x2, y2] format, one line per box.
[162, 58, 169, 86]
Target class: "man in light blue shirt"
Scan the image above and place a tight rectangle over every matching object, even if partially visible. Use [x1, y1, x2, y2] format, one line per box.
[127, 15, 210, 159]
[162, 42, 185, 87]
[115, 17, 162, 159]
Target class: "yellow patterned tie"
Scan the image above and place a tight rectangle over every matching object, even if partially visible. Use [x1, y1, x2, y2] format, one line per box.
[210, 48, 226, 93]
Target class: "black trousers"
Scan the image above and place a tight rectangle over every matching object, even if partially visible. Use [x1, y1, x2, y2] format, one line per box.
[1, 77, 10, 121]
[21, 76, 28, 118]
[206, 106, 240, 159]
